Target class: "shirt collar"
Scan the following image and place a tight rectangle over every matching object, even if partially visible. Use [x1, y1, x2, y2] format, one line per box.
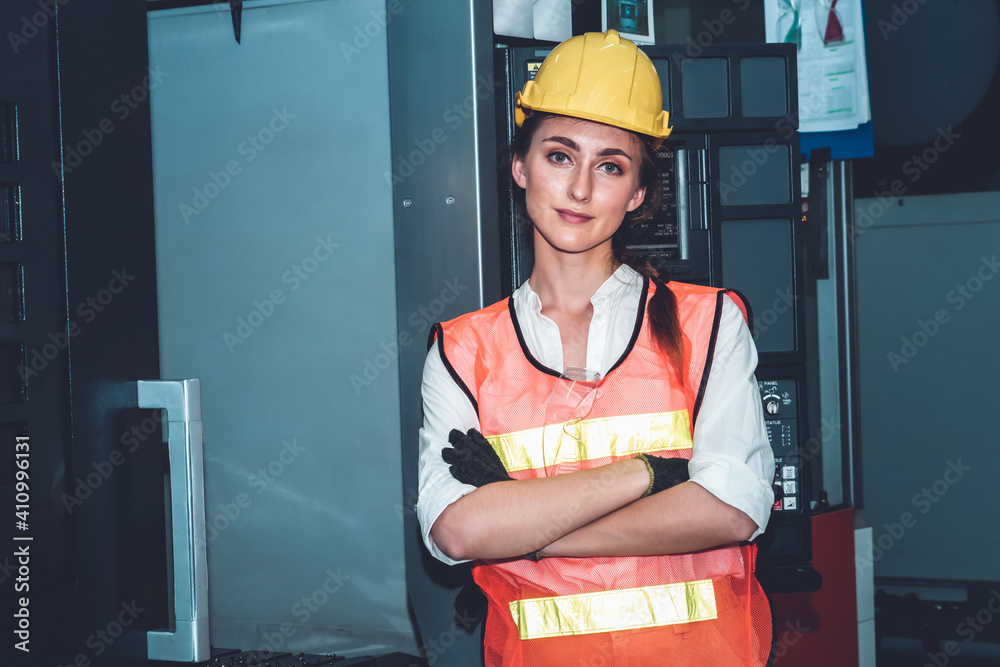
[591, 263, 642, 306]
[515, 263, 643, 312]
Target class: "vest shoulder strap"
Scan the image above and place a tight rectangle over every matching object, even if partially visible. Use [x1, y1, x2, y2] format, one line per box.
[429, 298, 513, 416]
[689, 286, 754, 425]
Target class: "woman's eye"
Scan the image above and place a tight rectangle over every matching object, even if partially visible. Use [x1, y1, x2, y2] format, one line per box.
[548, 151, 570, 164]
[599, 162, 623, 175]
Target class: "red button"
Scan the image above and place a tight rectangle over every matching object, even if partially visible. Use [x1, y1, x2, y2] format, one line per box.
[772, 500, 782, 511]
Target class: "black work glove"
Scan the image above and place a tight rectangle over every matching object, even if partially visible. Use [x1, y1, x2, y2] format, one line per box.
[635, 453, 690, 496]
[443, 428, 514, 487]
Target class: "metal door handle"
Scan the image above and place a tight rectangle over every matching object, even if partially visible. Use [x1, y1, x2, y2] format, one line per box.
[138, 379, 210, 662]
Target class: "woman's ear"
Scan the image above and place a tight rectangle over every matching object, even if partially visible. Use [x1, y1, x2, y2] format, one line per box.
[626, 186, 647, 213]
[512, 152, 528, 189]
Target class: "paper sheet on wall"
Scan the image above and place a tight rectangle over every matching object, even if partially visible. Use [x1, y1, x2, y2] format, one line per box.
[765, 0, 872, 133]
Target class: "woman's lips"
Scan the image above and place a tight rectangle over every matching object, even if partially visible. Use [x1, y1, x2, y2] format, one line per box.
[556, 209, 593, 224]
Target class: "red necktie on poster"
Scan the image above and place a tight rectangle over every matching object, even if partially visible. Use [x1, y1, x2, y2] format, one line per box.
[823, 0, 845, 45]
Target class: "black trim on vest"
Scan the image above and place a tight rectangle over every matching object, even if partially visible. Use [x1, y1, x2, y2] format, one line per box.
[692, 290, 727, 426]
[726, 288, 754, 337]
[508, 295, 562, 378]
[433, 322, 480, 415]
[427, 324, 439, 352]
[507, 276, 651, 380]
[605, 276, 650, 378]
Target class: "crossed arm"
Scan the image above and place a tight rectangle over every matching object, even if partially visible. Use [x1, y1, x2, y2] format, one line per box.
[432, 447, 756, 562]
[416, 302, 774, 565]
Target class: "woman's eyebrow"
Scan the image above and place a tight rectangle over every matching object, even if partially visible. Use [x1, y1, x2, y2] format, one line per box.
[597, 147, 632, 160]
[541, 135, 633, 160]
[541, 135, 579, 150]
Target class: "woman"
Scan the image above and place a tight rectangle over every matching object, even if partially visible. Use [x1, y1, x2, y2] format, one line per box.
[416, 30, 775, 666]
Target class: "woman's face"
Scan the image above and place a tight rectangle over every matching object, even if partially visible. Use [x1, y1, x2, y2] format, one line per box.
[512, 115, 646, 259]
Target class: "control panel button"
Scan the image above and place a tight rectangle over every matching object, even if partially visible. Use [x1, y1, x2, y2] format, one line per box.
[782, 465, 796, 480]
[782, 481, 797, 495]
[772, 499, 782, 511]
[783, 497, 798, 511]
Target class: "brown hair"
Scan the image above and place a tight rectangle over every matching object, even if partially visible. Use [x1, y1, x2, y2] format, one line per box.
[509, 113, 684, 379]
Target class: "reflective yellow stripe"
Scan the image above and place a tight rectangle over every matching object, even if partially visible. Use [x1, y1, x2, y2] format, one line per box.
[509, 579, 717, 640]
[486, 411, 692, 473]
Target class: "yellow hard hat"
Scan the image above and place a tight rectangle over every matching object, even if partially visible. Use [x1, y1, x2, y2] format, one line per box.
[514, 30, 672, 141]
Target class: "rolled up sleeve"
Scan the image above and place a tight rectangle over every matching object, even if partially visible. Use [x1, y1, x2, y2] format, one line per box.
[416, 344, 480, 565]
[687, 298, 776, 540]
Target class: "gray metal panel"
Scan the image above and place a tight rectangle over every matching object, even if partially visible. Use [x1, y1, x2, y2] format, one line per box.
[854, 191, 1000, 582]
[388, 1, 499, 665]
[720, 218, 795, 353]
[739, 57, 788, 118]
[680, 57, 730, 119]
[815, 161, 848, 507]
[718, 144, 791, 207]
[148, 0, 417, 655]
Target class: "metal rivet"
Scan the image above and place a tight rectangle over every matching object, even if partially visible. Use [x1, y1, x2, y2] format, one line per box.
[445, 196, 456, 206]
[402, 198, 412, 208]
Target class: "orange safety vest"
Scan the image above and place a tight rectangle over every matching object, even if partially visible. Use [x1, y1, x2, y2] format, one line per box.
[432, 278, 772, 667]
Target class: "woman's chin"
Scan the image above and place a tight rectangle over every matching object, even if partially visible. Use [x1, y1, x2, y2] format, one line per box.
[534, 238, 616, 259]
[533, 226, 619, 258]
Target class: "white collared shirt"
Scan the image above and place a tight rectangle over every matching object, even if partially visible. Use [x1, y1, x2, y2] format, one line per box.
[416, 264, 775, 565]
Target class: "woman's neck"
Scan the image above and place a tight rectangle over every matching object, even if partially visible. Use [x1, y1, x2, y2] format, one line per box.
[528, 243, 620, 315]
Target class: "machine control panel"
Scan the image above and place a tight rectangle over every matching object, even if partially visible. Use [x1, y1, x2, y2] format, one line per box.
[758, 379, 801, 513]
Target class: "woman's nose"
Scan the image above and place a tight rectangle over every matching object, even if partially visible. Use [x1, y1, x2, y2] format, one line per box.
[568, 168, 592, 202]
